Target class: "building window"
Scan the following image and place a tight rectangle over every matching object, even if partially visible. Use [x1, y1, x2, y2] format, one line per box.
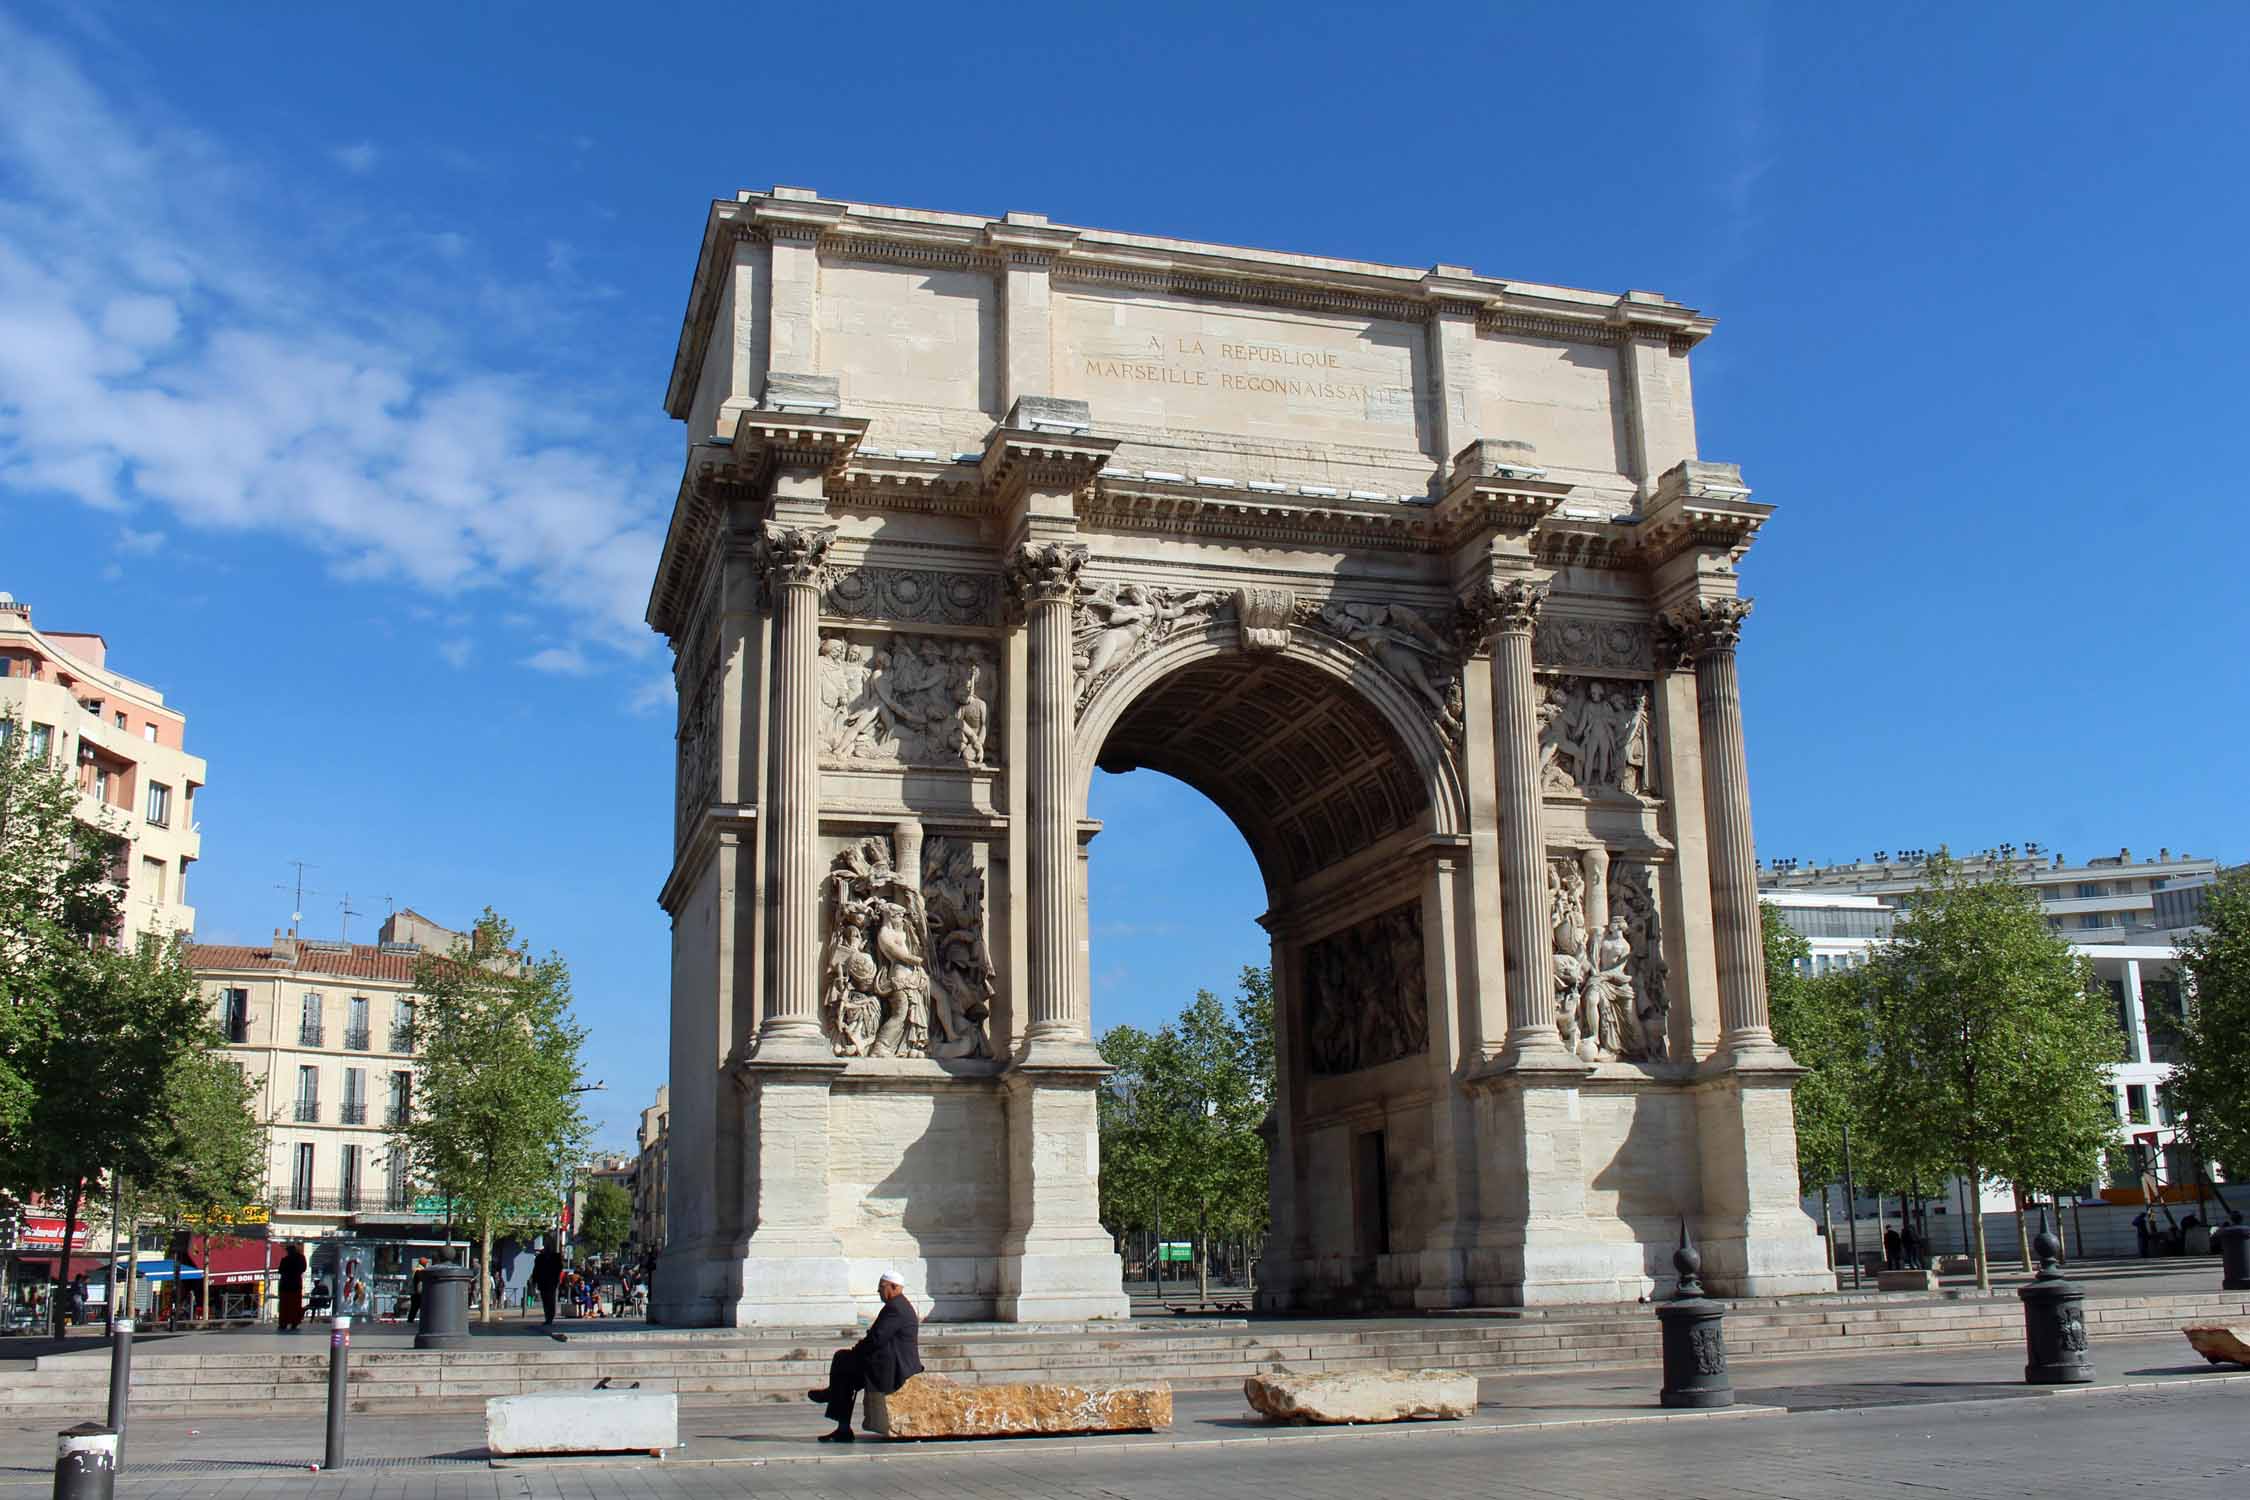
[221, 988, 250, 1045]
[299, 992, 324, 1047]
[140, 856, 166, 907]
[392, 999, 415, 1052]
[385, 1145, 414, 1210]
[345, 996, 369, 1051]
[91, 765, 111, 804]
[387, 1071, 411, 1128]
[28, 723, 52, 761]
[2076, 882, 2103, 899]
[2078, 913, 2106, 931]
[339, 1146, 362, 1212]
[142, 723, 156, 743]
[113, 711, 125, 729]
[145, 781, 171, 826]
[290, 1143, 315, 1211]
[2151, 877, 2169, 891]
[2126, 1084, 2151, 1124]
[295, 1065, 319, 1122]
[342, 1068, 366, 1125]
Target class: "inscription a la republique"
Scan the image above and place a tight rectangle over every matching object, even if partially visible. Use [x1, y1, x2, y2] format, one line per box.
[1082, 336, 1403, 403]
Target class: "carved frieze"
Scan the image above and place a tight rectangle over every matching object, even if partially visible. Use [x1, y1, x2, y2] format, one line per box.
[825, 566, 1001, 628]
[1294, 598, 1465, 747]
[1303, 901, 1429, 1077]
[1537, 676, 1655, 799]
[1534, 615, 1652, 673]
[818, 630, 998, 769]
[1548, 851, 1668, 1062]
[1072, 581, 1229, 711]
[675, 646, 721, 843]
[822, 825, 993, 1060]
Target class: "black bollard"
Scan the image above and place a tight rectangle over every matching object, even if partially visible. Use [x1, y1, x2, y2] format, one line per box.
[52, 1422, 116, 1500]
[323, 1314, 350, 1470]
[1656, 1221, 1732, 1409]
[2216, 1219, 2250, 1291]
[102, 1319, 131, 1467]
[2018, 1215, 2093, 1384]
[414, 1264, 474, 1350]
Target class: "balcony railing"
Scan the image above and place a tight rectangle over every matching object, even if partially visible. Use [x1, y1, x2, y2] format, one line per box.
[390, 1026, 414, 1053]
[341, 1102, 367, 1125]
[298, 1023, 325, 1047]
[294, 1099, 320, 1123]
[270, 1189, 417, 1217]
[385, 1106, 410, 1128]
[343, 1026, 370, 1051]
[337, 1183, 361, 1213]
[383, 1185, 418, 1212]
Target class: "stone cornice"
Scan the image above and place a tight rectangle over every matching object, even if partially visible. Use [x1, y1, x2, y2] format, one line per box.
[1634, 460, 1771, 568]
[978, 427, 1120, 511]
[1081, 480, 1442, 553]
[1434, 440, 1574, 543]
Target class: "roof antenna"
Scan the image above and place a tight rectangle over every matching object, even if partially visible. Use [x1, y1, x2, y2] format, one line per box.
[275, 860, 318, 938]
[339, 892, 364, 944]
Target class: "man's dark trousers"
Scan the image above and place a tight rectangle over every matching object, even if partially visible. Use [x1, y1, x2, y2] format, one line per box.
[822, 1292, 923, 1427]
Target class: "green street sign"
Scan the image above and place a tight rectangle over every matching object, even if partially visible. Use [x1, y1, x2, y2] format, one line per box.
[1158, 1242, 1193, 1262]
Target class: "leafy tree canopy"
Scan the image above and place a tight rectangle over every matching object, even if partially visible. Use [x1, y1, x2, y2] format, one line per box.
[2166, 870, 2250, 1182]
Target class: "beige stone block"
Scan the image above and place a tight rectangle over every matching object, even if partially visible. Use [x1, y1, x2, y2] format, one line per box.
[866, 1373, 1170, 1439]
[2184, 1325, 2250, 1366]
[1245, 1368, 1477, 1425]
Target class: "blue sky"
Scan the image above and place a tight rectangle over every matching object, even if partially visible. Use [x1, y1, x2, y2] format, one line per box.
[5, 3, 2245, 1149]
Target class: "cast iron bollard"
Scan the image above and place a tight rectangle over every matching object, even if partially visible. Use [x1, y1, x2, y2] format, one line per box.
[102, 1319, 130, 1466]
[52, 1422, 116, 1500]
[2018, 1218, 2093, 1384]
[2216, 1219, 2250, 1291]
[1657, 1222, 1732, 1408]
[415, 1264, 474, 1349]
[323, 1314, 351, 1470]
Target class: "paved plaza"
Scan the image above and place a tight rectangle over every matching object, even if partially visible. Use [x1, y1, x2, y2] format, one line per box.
[2, 1331, 2243, 1497]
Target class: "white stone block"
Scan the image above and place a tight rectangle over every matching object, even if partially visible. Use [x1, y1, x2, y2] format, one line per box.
[486, 1392, 678, 1456]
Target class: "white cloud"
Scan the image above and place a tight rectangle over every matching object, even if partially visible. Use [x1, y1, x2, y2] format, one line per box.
[331, 141, 380, 174]
[0, 15, 667, 658]
[437, 638, 473, 669]
[626, 674, 674, 716]
[524, 645, 592, 676]
[115, 525, 165, 555]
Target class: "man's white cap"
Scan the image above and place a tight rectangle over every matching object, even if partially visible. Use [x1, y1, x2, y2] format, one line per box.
[876, 1268, 905, 1288]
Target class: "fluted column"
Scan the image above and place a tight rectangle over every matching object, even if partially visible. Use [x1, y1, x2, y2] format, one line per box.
[757, 522, 835, 1053]
[1469, 578, 1573, 1063]
[1669, 596, 1773, 1052]
[1007, 540, 1089, 1050]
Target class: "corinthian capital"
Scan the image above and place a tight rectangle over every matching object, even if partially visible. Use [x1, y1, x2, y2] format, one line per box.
[1462, 577, 1548, 643]
[758, 523, 836, 594]
[1004, 541, 1087, 611]
[1660, 596, 1754, 665]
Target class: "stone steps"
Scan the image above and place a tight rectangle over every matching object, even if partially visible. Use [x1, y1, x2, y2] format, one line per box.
[2, 1291, 2243, 1417]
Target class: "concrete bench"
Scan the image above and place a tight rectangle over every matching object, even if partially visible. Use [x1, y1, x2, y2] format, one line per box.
[1245, 1369, 1477, 1425]
[864, 1373, 1171, 1439]
[486, 1391, 678, 1456]
[1875, 1269, 1940, 1292]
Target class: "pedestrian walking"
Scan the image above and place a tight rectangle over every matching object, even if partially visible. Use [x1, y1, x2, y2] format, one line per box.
[68, 1273, 88, 1327]
[1883, 1225, 1902, 1270]
[406, 1258, 428, 1324]
[807, 1270, 923, 1443]
[532, 1237, 563, 1327]
[277, 1242, 308, 1332]
[1901, 1223, 1922, 1271]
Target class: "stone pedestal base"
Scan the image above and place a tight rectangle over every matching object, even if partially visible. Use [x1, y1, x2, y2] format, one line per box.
[1693, 1056, 1837, 1298]
[995, 1062, 1128, 1322]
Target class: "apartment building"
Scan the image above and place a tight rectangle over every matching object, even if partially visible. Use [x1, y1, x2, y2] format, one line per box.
[190, 910, 465, 1246]
[631, 1085, 668, 1263]
[0, 592, 205, 946]
[1761, 844, 2221, 945]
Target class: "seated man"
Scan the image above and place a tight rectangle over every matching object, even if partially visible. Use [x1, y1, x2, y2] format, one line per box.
[808, 1270, 923, 1442]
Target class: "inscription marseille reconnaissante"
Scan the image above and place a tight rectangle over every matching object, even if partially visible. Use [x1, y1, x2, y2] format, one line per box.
[1082, 337, 1407, 405]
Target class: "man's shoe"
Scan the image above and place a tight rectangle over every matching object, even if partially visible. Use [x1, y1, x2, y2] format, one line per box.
[818, 1426, 855, 1443]
[807, 1387, 831, 1404]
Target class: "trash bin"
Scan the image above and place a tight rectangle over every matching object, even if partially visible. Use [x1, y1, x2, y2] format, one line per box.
[414, 1264, 474, 1350]
[2217, 1223, 2250, 1291]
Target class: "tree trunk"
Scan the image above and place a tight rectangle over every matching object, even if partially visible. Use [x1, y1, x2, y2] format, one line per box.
[1968, 1156, 1991, 1290]
[1197, 1203, 1209, 1301]
[119, 1187, 135, 1327]
[55, 1179, 84, 1336]
[2012, 1182, 2032, 1270]
[479, 1224, 495, 1323]
[1820, 1185, 1836, 1269]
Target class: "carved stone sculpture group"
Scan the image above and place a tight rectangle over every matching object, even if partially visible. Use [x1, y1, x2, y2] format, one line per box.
[818, 632, 997, 768]
[1070, 581, 1228, 708]
[1549, 853, 1669, 1062]
[1303, 902, 1429, 1076]
[1296, 599, 1465, 744]
[1537, 676, 1653, 798]
[822, 825, 994, 1060]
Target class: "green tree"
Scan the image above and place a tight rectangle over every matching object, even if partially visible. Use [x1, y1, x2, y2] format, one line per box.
[1095, 968, 1271, 1298]
[2165, 869, 2250, 1183]
[134, 1047, 269, 1319]
[577, 1178, 632, 1262]
[1858, 855, 2121, 1290]
[395, 910, 590, 1320]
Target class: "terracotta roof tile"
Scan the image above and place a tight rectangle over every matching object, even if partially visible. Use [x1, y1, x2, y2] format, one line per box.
[189, 942, 424, 983]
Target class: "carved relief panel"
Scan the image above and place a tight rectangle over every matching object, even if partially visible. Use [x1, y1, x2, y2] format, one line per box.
[675, 644, 721, 845]
[1071, 581, 1230, 712]
[822, 822, 995, 1060]
[1548, 850, 1669, 1062]
[817, 629, 999, 769]
[1302, 900, 1429, 1077]
[1294, 598, 1465, 747]
[1537, 676, 1656, 800]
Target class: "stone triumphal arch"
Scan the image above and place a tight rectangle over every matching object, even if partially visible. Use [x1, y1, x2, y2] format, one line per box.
[645, 187, 1833, 1325]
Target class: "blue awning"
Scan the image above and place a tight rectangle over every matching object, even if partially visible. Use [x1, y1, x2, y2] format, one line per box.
[131, 1260, 204, 1282]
